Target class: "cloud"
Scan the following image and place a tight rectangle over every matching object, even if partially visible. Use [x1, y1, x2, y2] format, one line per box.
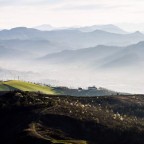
[53, 4, 105, 11]
[54, 3, 130, 11]
[0, 0, 65, 6]
[0, 0, 144, 29]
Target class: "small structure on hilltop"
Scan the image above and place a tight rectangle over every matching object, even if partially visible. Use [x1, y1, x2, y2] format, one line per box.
[78, 87, 83, 91]
[88, 86, 97, 91]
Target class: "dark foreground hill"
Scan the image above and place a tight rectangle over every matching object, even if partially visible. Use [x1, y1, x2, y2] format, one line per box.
[0, 91, 144, 144]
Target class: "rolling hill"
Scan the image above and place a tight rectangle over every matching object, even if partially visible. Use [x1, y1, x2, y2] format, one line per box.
[39, 45, 122, 64]
[0, 80, 56, 94]
[0, 82, 16, 91]
[39, 41, 144, 70]
[0, 80, 123, 96]
[0, 91, 143, 144]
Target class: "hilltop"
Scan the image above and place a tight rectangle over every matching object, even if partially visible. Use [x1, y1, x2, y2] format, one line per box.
[0, 80, 123, 96]
[0, 80, 55, 95]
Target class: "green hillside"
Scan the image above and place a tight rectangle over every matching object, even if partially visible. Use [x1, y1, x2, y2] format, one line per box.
[0, 80, 56, 95]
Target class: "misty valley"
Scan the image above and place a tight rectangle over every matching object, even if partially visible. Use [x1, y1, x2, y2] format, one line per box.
[0, 25, 144, 93]
[0, 24, 144, 144]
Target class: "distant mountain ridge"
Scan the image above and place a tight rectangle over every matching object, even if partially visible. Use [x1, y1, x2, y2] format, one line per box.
[72, 24, 127, 34]
[34, 24, 127, 34]
[39, 41, 144, 70]
[0, 27, 143, 49]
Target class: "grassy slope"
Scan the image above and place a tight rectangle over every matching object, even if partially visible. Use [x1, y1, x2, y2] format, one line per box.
[0, 82, 16, 91]
[1, 80, 56, 94]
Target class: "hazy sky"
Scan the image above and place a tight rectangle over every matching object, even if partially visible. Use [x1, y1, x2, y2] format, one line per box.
[0, 0, 144, 31]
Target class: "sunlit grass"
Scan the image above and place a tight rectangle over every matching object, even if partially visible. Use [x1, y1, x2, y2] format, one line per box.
[0, 81, 15, 91]
[3, 80, 56, 94]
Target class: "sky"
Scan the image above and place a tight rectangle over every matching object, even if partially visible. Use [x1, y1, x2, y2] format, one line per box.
[0, 0, 144, 31]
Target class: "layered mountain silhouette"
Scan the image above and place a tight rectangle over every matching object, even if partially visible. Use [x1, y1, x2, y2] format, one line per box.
[39, 41, 144, 70]
[70, 24, 127, 34]
[34, 24, 127, 34]
[0, 27, 143, 50]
